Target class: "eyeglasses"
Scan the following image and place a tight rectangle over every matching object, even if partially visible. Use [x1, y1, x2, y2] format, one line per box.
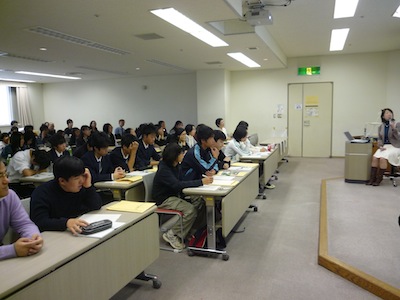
[0, 172, 9, 179]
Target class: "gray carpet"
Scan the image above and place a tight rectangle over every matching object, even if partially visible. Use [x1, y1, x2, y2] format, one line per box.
[327, 178, 400, 289]
[111, 158, 379, 300]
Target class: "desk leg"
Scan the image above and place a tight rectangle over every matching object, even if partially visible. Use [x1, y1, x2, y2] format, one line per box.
[187, 196, 229, 261]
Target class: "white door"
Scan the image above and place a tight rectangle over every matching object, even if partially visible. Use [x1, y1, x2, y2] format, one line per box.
[288, 82, 333, 157]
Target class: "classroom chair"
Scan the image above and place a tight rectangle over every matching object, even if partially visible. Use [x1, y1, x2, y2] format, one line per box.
[384, 165, 400, 187]
[125, 172, 184, 252]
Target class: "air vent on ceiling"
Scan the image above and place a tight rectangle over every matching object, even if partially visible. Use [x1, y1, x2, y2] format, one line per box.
[205, 61, 223, 65]
[77, 66, 130, 75]
[4, 53, 53, 63]
[26, 26, 130, 55]
[146, 59, 190, 72]
[248, 47, 258, 50]
[135, 33, 164, 40]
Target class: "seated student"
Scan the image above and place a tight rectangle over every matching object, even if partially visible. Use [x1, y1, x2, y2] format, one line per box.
[0, 161, 43, 260]
[76, 125, 91, 147]
[135, 124, 161, 170]
[30, 156, 102, 235]
[68, 127, 80, 146]
[47, 122, 56, 137]
[0, 132, 9, 153]
[153, 143, 213, 250]
[49, 134, 70, 163]
[1, 131, 25, 161]
[158, 120, 168, 137]
[89, 120, 98, 132]
[23, 130, 37, 149]
[215, 118, 228, 138]
[114, 119, 125, 139]
[169, 120, 183, 136]
[175, 127, 189, 152]
[109, 134, 139, 172]
[155, 125, 168, 147]
[223, 125, 252, 160]
[102, 123, 116, 146]
[124, 127, 137, 137]
[181, 124, 219, 181]
[185, 124, 197, 148]
[81, 132, 125, 183]
[73, 135, 93, 159]
[7, 149, 50, 198]
[36, 123, 50, 147]
[64, 119, 74, 136]
[213, 130, 230, 170]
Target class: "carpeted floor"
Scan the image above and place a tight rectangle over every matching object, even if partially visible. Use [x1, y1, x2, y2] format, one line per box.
[327, 178, 400, 289]
[111, 157, 380, 300]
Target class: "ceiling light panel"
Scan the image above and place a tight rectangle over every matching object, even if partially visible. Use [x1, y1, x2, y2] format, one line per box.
[227, 52, 260, 68]
[150, 8, 228, 47]
[393, 5, 400, 18]
[334, 0, 359, 19]
[15, 71, 81, 80]
[26, 26, 130, 55]
[329, 28, 350, 51]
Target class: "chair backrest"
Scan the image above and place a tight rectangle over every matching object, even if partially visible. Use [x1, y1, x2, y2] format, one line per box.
[142, 172, 156, 202]
[124, 172, 156, 202]
[248, 133, 259, 146]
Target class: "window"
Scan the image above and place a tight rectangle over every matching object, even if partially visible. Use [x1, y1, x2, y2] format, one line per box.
[0, 86, 18, 126]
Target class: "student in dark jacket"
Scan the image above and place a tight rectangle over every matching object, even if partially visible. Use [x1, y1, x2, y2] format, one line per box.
[152, 143, 212, 250]
[30, 156, 102, 235]
[76, 125, 91, 147]
[109, 134, 138, 172]
[81, 132, 125, 183]
[135, 124, 161, 170]
[213, 130, 230, 170]
[181, 124, 219, 181]
[48, 133, 70, 163]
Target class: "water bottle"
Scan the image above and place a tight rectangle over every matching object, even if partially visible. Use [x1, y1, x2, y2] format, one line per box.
[6, 154, 11, 165]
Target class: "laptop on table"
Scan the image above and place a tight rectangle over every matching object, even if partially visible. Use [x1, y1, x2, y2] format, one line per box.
[344, 131, 369, 143]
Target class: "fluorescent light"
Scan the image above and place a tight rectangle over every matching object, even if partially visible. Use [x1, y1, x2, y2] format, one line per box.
[150, 8, 228, 47]
[334, 0, 359, 18]
[393, 5, 400, 18]
[227, 52, 260, 68]
[329, 28, 349, 51]
[15, 71, 81, 80]
[0, 78, 36, 83]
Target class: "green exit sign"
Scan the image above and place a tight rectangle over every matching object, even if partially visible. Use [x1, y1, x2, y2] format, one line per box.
[298, 66, 320, 76]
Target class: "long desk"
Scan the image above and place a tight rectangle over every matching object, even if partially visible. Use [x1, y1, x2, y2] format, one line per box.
[260, 137, 288, 163]
[182, 163, 259, 260]
[240, 147, 280, 186]
[94, 169, 157, 200]
[0, 204, 159, 299]
[18, 172, 54, 187]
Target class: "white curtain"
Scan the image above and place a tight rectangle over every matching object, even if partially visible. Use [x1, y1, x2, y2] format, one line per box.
[16, 87, 33, 126]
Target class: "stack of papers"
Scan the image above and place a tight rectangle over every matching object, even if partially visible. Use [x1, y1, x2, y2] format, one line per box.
[116, 175, 142, 183]
[106, 201, 155, 213]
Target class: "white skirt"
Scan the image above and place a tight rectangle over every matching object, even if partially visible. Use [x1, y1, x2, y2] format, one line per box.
[373, 144, 400, 166]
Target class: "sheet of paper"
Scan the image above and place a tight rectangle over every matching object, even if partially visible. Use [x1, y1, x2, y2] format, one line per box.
[127, 171, 150, 176]
[106, 201, 155, 213]
[80, 213, 121, 223]
[212, 180, 237, 186]
[213, 175, 236, 181]
[193, 185, 220, 191]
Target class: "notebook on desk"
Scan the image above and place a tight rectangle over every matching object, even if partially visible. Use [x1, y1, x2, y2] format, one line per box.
[344, 131, 369, 143]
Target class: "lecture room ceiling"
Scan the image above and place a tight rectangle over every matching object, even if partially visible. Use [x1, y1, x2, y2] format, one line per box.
[0, 0, 399, 83]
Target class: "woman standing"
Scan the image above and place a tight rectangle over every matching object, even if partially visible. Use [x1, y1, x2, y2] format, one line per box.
[366, 108, 400, 186]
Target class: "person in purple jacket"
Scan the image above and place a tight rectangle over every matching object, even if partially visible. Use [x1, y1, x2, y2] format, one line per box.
[0, 161, 43, 260]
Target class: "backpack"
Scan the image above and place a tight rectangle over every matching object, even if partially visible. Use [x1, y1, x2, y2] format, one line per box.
[188, 226, 226, 250]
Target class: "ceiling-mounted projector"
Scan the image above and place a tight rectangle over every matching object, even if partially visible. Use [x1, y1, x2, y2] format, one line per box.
[244, 9, 273, 26]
